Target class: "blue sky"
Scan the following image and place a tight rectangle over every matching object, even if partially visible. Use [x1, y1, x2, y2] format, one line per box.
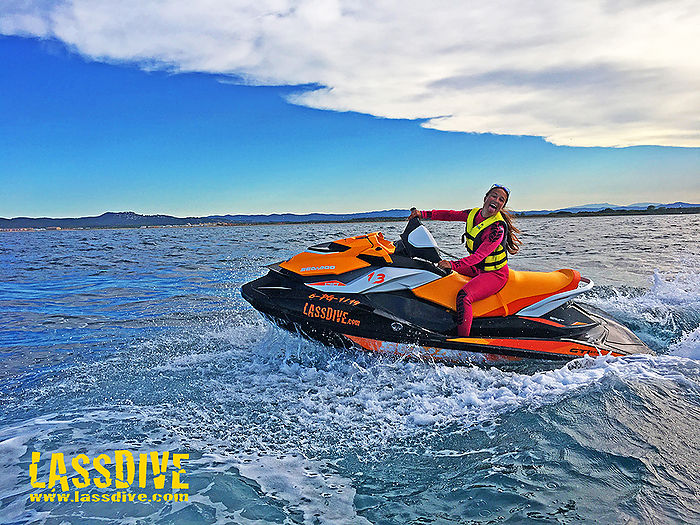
[1, 1, 699, 218]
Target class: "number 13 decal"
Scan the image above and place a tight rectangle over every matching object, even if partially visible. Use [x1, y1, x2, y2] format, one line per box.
[367, 272, 385, 284]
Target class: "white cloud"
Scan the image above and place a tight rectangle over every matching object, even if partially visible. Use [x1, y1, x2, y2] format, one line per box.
[2, 0, 699, 147]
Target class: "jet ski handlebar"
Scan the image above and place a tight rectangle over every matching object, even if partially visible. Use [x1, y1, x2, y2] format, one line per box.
[394, 215, 454, 275]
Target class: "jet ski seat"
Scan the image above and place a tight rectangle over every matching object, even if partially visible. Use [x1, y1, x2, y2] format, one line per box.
[412, 269, 581, 317]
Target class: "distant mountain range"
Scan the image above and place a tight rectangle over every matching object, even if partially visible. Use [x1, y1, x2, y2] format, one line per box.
[0, 209, 410, 229]
[2, 203, 699, 229]
[519, 201, 699, 215]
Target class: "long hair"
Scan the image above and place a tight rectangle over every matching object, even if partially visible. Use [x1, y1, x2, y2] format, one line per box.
[500, 208, 522, 255]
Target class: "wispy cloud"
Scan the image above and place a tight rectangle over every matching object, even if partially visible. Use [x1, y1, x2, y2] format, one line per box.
[3, 0, 699, 147]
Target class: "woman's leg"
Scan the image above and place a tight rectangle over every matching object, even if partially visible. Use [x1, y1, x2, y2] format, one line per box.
[456, 270, 508, 337]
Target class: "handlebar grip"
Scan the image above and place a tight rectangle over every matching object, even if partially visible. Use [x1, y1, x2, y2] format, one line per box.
[436, 264, 452, 277]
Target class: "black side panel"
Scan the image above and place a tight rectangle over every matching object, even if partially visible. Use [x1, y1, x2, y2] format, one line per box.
[364, 291, 456, 333]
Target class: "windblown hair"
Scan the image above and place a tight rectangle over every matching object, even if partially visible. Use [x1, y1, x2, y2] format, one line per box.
[500, 208, 522, 255]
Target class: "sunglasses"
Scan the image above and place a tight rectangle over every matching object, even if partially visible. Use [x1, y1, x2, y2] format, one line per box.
[489, 183, 510, 196]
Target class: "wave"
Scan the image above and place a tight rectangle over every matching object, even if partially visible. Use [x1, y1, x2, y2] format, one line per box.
[581, 269, 700, 355]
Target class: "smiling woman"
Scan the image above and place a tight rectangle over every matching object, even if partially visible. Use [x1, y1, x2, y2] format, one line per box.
[410, 183, 522, 336]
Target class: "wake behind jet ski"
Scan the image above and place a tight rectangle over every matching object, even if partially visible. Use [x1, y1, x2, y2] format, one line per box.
[241, 217, 652, 363]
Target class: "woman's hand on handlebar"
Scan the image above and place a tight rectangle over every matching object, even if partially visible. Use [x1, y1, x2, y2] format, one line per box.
[437, 260, 452, 270]
[408, 208, 420, 220]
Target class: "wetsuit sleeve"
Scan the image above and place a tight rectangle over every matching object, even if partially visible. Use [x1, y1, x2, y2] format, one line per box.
[420, 209, 470, 221]
[450, 223, 505, 274]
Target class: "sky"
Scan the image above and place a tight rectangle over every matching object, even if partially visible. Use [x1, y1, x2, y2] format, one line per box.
[1, 0, 699, 218]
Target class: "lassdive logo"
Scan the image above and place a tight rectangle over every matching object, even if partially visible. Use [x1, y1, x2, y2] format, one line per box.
[28, 450, 189, 503]
[302, 303, 361, 326]
[300, 265, 335, 272]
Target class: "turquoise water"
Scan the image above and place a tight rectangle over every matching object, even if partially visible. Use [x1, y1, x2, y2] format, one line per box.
[1, 215, 699, 524]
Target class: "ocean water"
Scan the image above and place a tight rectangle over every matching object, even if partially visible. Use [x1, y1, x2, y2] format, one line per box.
[1, 215, 699, 524]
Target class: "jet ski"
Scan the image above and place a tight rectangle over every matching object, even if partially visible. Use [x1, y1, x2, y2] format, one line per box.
[241, 217, 652, 363]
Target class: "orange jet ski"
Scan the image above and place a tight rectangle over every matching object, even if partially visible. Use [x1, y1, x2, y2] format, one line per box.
[242, 218, 652, 362]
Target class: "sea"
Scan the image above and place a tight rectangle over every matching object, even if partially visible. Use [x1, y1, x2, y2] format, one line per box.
[1, 214, 699, 524]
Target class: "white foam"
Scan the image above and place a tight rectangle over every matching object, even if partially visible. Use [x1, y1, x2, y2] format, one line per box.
[581, 269, 700, 349]
[669, 326, 700, 360]
[235, 453, 371, 525]
[585, 269, 699, 314]
[199, 346, 673, 459]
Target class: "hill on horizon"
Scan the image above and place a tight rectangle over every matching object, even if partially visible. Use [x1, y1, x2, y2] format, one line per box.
[2, 203, 699, 229]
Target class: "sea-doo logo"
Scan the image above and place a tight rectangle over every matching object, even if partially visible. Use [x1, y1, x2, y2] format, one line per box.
[300, 265, 336, 272]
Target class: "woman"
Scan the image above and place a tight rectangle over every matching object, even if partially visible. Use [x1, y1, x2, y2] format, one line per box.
[409, 184, 522, 337]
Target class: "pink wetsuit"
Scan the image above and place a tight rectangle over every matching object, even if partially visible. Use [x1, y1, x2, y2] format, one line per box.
[421, 209, 509, 336]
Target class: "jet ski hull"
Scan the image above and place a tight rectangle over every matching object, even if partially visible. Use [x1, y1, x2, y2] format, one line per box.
[241, 267, 651, 362]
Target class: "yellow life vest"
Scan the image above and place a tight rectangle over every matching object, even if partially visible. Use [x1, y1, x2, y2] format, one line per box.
[463, 207, 508, 271]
